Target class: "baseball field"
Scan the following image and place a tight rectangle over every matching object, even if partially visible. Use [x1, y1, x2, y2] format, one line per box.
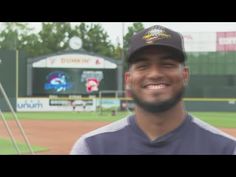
[1, 111, 236, 154]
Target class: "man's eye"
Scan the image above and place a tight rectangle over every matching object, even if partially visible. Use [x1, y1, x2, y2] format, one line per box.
[163, 63, 175, 68]
[136, 64, 148, 69]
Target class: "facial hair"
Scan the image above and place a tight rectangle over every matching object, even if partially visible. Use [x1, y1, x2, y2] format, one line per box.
[130, 86, 185, 113]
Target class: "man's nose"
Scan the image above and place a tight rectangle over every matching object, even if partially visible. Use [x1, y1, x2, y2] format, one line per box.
[147, 65, 164, 78]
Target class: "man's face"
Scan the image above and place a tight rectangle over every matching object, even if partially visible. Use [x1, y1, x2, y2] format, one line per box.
[125, 46, 189, 113]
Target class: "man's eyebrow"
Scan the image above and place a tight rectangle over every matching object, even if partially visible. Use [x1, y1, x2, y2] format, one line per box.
[160, 53, 177, 58]
[130, 57, 147, 63]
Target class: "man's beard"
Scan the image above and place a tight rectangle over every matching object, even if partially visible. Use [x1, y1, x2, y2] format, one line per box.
[130, 87, 185, 113]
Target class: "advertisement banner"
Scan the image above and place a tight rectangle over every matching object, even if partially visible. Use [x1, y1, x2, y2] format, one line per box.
[97, 99, 120, 109]
[17, 98, 96, 112]
[33, 54, 117, 69]
[217, 32, 236, 51]
[182, 32, 216, 52]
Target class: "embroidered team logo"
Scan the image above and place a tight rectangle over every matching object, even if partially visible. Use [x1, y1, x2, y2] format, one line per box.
[143, 26, 171, 44]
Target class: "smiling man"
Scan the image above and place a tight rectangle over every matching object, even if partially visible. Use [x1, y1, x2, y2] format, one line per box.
[70, 25, 236, 155]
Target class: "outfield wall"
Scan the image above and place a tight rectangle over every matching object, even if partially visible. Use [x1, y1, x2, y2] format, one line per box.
[17, 98, 96, 112]
[17, 98, 132, 112]
[185, 99, 236, 112]
[16, 97, 236, 112]
[0, 50, 17, 111]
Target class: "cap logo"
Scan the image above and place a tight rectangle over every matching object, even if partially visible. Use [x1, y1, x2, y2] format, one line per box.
[143, 26, 171, 44]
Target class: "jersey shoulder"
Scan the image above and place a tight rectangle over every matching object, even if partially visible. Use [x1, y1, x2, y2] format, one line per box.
[70, 116, 131, 154]
[190, 115, 236, 141]
[81, 116, 130, 140]
[189, 115, 236, 153]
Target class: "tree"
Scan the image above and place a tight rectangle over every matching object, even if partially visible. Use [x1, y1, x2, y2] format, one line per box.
[123, 22, 145, 57]
[113, 41, 123, 60]
[36, 22, 73, 56]
[72, 22, 88, 44]
[23, 22, 115, 59]
[0, 22, 74, 58]
[73, 23, 115, 58]
[0, 22, 119, 59]
[123, 22, 145, 70]
[0, 22, 33, 50]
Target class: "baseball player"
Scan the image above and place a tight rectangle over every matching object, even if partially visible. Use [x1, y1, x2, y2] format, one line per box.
[70, 25, 236, 154]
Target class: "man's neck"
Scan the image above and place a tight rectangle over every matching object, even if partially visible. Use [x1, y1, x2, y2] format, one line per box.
[134, 101, 187, 141]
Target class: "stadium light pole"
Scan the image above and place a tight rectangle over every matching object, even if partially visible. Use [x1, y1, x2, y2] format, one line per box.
[117, 23, 125, 94]
[14, 30, 19, 100]
[16, 49, 19, 100]
[121, 22, 125, 58]
[121, 22, 125, 92]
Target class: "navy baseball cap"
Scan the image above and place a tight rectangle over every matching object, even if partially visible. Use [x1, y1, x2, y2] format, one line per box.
[127, 25, 186, 63]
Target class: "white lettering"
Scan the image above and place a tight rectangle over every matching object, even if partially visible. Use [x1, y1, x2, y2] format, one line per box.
[17, 100, 43, 109]
[219, 37, 236, 45]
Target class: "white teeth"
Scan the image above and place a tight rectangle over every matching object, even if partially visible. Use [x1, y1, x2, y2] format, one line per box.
[146, 84, 166, 90]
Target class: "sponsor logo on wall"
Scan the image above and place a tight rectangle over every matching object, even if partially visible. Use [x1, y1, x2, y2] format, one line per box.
[217, 32, 236, 51]
[17, 99, 44, 110]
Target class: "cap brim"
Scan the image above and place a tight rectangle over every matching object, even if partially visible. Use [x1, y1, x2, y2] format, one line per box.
[127, 44, 186, 63]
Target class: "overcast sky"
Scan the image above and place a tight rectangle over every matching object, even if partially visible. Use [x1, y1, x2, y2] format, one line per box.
[2, 22, 236, 46]
[98, 22, 236, 45]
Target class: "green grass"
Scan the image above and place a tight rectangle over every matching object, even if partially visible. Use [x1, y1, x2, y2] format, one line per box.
[3, 111, 130, 122]
[1, 111, 236, 154]
[190, 112, 236, 128]
[2, 111, 236, 128]
[0, 138, 48, 154]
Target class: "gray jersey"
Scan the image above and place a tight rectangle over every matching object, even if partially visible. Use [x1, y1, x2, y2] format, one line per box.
[70, 114, 236, 155]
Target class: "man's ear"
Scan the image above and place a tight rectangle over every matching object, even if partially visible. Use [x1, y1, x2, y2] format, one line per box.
[183, 66, 190, 86]
[124, 72, 131, 90]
